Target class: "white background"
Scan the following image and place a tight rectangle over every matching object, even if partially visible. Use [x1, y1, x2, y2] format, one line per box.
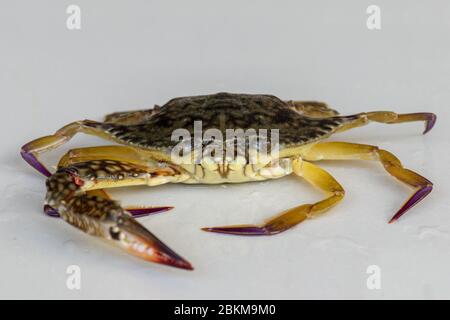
[0, 1, 449, 299]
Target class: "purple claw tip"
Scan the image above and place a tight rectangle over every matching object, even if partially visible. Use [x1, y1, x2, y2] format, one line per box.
[389, 185, 433, 223]
[202, 226, 269, 236]
[20, 148, 51, 177]
[44, 205, 60, 217]
[127, 206, 174, 218]
[423, 113, 437, 134]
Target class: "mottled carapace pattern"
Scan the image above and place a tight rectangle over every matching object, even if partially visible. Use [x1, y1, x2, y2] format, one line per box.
[90, 93, 357, 151]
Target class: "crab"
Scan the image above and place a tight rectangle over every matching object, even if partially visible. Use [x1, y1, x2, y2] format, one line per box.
[21, 92, 436, 270]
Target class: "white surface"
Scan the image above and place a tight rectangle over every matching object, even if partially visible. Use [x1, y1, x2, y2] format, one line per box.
[0, 1, 449, 299]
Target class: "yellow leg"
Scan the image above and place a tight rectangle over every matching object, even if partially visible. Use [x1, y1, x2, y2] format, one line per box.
[302, 142, 433, 222]
[57, 145, 153, 168]
[336, 111, 436, 134]
[202, 159, 345, 235]
[21, 120, 120, 177]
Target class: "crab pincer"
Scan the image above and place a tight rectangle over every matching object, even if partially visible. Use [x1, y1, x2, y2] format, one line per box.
[45, 166, 193, 270]
[110, 214, 193, 270]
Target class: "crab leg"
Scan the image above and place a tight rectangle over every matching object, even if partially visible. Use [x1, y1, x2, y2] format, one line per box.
[41, 146, 175, 218]
[45, 159, 192, 270]
[203, 159, 345, 235]
[57, 145, 155, 168]
[337, 111, 436, 135]
[20, 120, 119, 177]
[301, 142, 433, 223]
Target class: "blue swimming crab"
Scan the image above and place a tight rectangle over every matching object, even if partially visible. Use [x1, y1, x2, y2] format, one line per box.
[21, 93, 436, 270]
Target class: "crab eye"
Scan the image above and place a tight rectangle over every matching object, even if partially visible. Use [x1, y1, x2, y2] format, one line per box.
[109, 226, 121, 240]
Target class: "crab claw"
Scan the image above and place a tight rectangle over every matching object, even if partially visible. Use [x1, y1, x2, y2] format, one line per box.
[111, 214, 193, 270]
[46, 170, 192, 270]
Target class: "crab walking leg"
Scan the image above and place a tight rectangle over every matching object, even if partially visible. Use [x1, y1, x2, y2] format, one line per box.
[337, 111, 436, 134]
[46, 159, 193, 270]
[302, 142, 433, 223]
[202, 159, 345, 235]
[21, 120, 119, 177]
